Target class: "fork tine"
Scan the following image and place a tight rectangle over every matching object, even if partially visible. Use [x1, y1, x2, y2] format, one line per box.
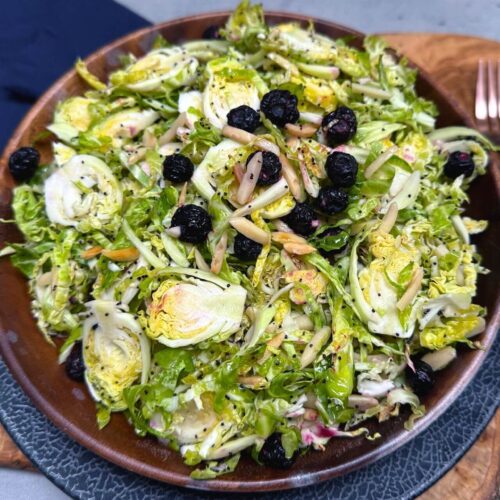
[475, 60, 487, 121]
[497, 60, 500, 119]
[487, 60, 498, 120]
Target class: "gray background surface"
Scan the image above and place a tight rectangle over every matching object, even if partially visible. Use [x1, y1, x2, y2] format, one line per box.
[2, 0, 498, 498]
[117, 0, 500, 40]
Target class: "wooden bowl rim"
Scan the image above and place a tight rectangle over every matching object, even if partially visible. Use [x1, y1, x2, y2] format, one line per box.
[0, 11, 498, 492]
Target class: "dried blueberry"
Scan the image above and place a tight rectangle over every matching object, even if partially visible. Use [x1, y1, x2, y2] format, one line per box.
[171, 204, 212, 244]
[65, 341, 85, 382]
[283, 202, 319, 236]
[163, 154, 194, 183]
[247, 151, 282, 185]
[325, 152, 358, 187]
[234, 232, 263, 261]
[317, 186, 349, 214]
[227, 105, 260, 133]
[260, 89, 300, 127]
[443, 151, 475, 179]
[8, 147, 40, 182]
[259, 433, 296, 469]
[202, 25, 221, 40]
[405, 358, 435, 397]
[322, 106, 357, 146]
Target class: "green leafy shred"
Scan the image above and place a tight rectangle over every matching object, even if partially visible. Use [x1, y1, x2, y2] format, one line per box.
[1, 0, 493, 480]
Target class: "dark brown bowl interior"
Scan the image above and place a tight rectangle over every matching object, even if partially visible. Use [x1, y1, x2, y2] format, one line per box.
[0, 12, 498, 493]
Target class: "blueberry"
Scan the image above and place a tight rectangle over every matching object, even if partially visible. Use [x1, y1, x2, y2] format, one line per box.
[259, 433, 296, 469]
[247, 151, 282, 185]
[325, 152, 358, 187]
[260, 89, 300, 127]
[283, 202, 319, 236]
[443, 151, 475, 179]
[405, 358, 435, 397]
[317, 186, 349, 214]
[322, 106, 357, 146]
[202, 25, 221, 40]
[227, 105, 260, 133]
[8, 147, 40, 182]
[65, 341, 85, 382]
[163, 154, 194, 183]
[171, 204, 212, 244]
[233, 232, 262, 261]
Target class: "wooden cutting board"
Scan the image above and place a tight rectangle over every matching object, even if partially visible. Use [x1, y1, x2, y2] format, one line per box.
[0, 33, 499, 498]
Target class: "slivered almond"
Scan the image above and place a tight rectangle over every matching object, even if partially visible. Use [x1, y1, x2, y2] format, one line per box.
[166, 226, 181, 238]
[283, 242, 316, 255]
[279, 154, 304, 201]
[142, 128, 157, 148]
[178, 182, 188, 206]
[421, 347, 457, 372]
[285, 123, 319, 138]
[194, 248, 210, 272]
[233, 163, 245, 184]
[364, 145, 398, 179]
[304, 408, 319, 421]
[210, 232, 228, 275]
[238, 376, 268, 389]
[158, 112, 187, 145]
[127, 147, 146, 165]
[397, 267, 424, 310]
[222, 125, 279, 155]
[245, 306, 257, 322]
[230, 217, 270, 245]
[348, 395, 379, 411]
[81, 246, 103, 259]
[258, 332, 285, 364]
[300, 326, 331, 368]
[274, 220, 293, 233]
[379, 202, 399, 233]
[237, 151, 262, 204]
[101, 247, 140, 262]
[272, 231, 308, 245]
[37, 271, 53, 287]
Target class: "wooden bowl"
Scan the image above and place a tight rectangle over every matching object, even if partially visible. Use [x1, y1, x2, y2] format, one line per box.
[0, 12, 498, 493]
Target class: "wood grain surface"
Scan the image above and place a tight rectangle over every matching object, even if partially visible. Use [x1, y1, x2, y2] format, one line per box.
[0, 32, 498, 497]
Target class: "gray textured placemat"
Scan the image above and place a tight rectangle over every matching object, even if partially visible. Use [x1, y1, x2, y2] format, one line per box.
[1, 333, 498, 500]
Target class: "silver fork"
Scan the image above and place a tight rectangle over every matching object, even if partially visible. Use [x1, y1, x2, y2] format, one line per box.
[475, 59, 500, 143]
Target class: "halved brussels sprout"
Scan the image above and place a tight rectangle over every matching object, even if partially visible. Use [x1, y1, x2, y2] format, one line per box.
[182, 40, 230, 61]
[266, 23, 337, 63]
[44, 154, 122, 233]
[48, 96, 96, 142]
[350, 230, 421, 337]
[111, 47, 198, 92]
[203, 57, 267, 129]
[192, 138, 242, 199]
[146, 269, 247, 347]
[91, 107, 159, 146]
[83, 300, 150, 410]
[171, 399, 219, 445]
[260, 191, 295, 219]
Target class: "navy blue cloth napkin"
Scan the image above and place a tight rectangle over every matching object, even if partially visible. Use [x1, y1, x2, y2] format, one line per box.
[0, 0, 148, 150]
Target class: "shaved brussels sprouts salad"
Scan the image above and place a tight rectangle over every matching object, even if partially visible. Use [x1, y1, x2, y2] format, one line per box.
[3, 0, 497, 478]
